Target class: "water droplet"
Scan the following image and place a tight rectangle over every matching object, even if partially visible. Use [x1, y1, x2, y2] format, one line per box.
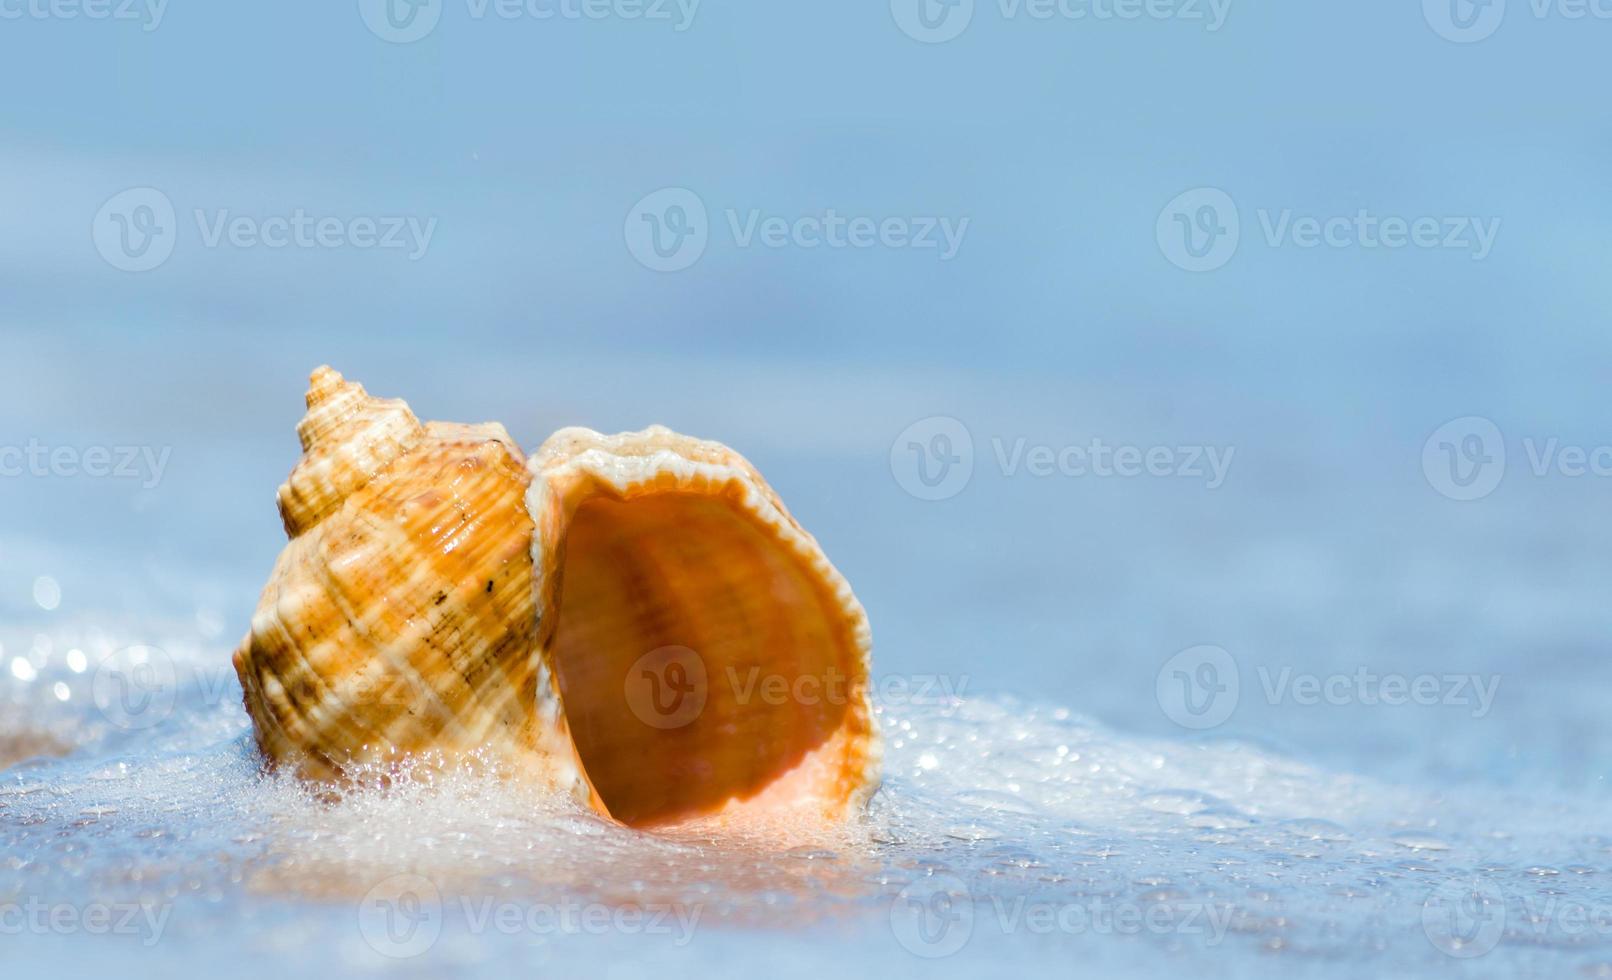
[945, 823, 999, 841]
[1389, 832, 1450, 852]
[1278, 818, 1351, 842]
[1139, 789, 1221, 815]
[953, 790, 1038, 816]
[1188, 806, 1255, 830]
[784, 847, 838, 862]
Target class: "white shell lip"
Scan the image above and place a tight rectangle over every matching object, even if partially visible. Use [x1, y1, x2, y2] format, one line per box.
[525, 424, 873, 656]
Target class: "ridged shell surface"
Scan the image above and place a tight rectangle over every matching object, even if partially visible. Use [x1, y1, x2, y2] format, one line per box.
[234, 368, 552, 781]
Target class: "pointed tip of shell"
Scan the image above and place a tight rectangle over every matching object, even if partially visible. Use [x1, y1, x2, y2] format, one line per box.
[305, 365, 346, 408]
[277, 367, 427, 537]
[295, 366, 398, 453]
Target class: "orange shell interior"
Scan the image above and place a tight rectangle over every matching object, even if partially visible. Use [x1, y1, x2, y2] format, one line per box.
[546, 486, 870, 828]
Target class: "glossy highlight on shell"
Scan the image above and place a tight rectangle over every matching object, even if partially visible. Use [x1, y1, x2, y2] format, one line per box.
[233, 368, 879, 828]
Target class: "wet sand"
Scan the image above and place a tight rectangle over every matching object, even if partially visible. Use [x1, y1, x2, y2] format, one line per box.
[0, 731, 69, 772]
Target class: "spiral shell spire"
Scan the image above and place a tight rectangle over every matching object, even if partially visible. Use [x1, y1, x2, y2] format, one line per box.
[277, 367, 427, 536]
[236, 367, 546, 783]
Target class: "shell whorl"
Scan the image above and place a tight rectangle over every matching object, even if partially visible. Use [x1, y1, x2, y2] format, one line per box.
[277, 366, 427, 537]
[237, 368, 545, 784]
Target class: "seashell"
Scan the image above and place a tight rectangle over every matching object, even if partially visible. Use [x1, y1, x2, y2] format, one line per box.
[234, 367, 548, 783]
[234, 368, 880, 828]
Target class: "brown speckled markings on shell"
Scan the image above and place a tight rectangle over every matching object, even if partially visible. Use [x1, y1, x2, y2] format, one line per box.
[234, 367, 881, 829]
[232, 367, 581, 786]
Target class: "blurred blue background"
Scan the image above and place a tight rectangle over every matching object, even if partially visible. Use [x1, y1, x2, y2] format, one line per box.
[3, 0, 1610, 792]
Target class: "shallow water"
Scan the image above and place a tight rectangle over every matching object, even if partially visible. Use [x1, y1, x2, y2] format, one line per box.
[5, 611, 1612, 979]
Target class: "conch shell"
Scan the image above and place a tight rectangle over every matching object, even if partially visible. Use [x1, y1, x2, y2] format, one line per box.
[233, 368, 879, 828]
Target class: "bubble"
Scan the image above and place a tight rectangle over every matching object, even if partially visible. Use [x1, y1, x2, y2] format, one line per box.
[1139, 789, 1222, 815]
[1278, 818, 1352, 843]
[1391, 832, 1452, 852]
[32, 576, 61, 611]
[1187, 806, 1256, 830]
[951, 790, 1038, 816]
